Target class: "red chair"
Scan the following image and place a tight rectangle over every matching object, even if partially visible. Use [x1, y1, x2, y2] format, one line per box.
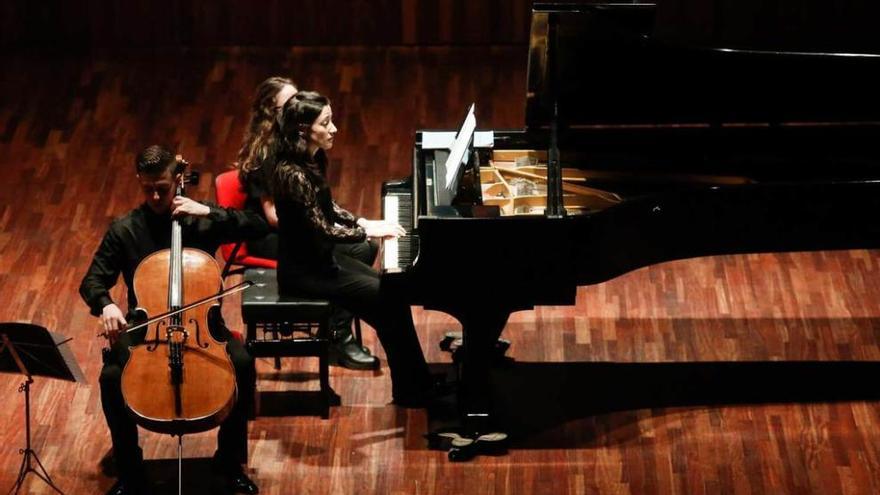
[214, 170, 263, 347]
[214, 170, 277, 277]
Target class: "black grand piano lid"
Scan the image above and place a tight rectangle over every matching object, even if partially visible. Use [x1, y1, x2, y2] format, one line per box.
[525, 2, 880, 131]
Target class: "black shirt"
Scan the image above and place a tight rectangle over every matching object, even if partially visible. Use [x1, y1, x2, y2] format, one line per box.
[79, 203, 269, 318]
[273, 162, 365, 275]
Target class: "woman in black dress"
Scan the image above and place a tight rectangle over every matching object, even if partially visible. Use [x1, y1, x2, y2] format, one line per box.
[267, 90, 434, 403]
[237, 77, 378, 369]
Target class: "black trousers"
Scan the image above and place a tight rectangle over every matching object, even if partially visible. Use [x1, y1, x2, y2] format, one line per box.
[99, 320, 255, 484]
[251, 236, 379, 338]
[278, 250, 432, 399]
[329, 241, 379, 336]
[249, 235, 377, 268]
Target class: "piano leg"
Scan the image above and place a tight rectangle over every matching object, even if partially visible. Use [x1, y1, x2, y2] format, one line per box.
[429, 306, 515, 461]
[458, 308, 510, 433]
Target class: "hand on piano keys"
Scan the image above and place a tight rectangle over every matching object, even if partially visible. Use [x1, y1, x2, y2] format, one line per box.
[358, 218, 406, 239]
[380, 194, 414, 271]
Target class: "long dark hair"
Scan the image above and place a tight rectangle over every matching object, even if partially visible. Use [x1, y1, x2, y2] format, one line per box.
[272, 90, 331, 173]
[237, 76, 296, 181]
[266, 91, 333, 199]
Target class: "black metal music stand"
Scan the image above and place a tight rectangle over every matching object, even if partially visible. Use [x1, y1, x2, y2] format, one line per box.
[0, 322, 85, 495]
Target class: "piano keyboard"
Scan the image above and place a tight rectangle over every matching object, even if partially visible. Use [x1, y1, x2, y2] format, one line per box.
[382, 191, 416, 271]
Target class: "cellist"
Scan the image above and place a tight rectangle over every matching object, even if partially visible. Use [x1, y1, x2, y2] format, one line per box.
[79, 145, 266, 495]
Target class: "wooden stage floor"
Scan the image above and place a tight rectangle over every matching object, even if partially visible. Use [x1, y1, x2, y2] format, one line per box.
[1, 47, 880, 494]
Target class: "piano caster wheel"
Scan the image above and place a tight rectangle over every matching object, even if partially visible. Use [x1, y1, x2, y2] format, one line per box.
[445, 432, 509, 462]
[448, 446, 475, 462]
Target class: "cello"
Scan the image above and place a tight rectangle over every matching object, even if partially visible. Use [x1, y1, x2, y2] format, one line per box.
[119, 158, 237, 437]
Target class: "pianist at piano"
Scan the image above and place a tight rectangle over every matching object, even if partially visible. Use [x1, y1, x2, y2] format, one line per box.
[236, 75, 380, 370]
[267, 90, 442, 406]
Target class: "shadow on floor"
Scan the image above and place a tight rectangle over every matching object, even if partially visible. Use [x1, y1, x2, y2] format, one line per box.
[426, 359, 880, 448]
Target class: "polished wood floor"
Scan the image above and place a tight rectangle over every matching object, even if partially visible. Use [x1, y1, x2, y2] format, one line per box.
[2, 47, 880, 494]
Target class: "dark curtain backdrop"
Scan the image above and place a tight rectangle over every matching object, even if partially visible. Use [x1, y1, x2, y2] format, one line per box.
[6, 0, 878, 52]
[1, 0, 533, 49]
[655, 0, 880, 52]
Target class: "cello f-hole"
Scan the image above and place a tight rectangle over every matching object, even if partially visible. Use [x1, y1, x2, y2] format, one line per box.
[147, 321, 167, 351]
[189, 318, 209, 349]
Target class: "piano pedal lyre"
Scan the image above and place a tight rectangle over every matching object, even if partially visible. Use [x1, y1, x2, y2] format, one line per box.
[424, 430, 509, 462]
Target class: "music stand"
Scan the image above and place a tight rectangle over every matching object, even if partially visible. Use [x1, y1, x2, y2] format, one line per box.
[0, 322, 85, 495]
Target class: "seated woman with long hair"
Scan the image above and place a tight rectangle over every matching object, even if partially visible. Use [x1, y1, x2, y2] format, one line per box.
[267, 90, 435, 404]
[237, 77, 378, 370]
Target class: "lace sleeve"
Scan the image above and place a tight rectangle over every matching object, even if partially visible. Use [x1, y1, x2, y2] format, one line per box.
[331, 201, 359, 227]
[276, 165, 366, 242]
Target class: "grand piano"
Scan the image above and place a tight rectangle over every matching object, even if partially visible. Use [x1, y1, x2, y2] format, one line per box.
[381, 1, 880, 451]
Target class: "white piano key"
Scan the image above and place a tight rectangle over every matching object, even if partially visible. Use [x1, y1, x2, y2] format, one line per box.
[383, 195, 399, 269]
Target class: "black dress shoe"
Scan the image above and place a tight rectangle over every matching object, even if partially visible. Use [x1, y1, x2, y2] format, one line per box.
[99, 448, 117, 477]
[228, 470, 259, 495]
[329, 333, 379, 370]
[105, 479, 152, 495]
[106, 481, 128, 495]
[213, 456, 259, 495]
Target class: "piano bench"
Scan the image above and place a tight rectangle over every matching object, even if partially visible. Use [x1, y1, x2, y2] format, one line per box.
[240, 267, 334, 419]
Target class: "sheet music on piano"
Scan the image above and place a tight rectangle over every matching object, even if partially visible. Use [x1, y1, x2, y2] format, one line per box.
[444, 103, 477, 193]
[421, 130, 494, 150]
